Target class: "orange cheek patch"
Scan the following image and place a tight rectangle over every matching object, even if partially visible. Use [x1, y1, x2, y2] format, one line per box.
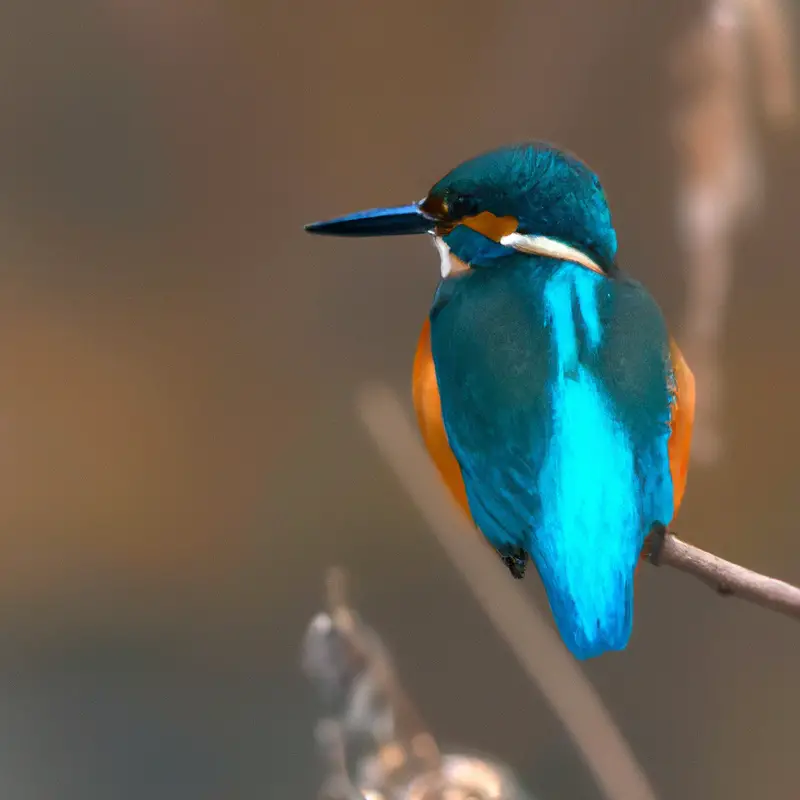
[461, 211, 519, 242]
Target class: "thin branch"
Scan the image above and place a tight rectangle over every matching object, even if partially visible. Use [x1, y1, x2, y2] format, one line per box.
[643, 527, 800, 621]
[356, 383, 658, 800]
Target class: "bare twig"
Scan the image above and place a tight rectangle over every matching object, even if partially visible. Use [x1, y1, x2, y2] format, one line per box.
[356, 383, 658, 800]
[356, 382, 800, 800]
[643, 528, 800, 620]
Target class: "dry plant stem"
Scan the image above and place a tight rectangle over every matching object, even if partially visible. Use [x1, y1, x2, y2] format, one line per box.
[325, 567, 442, 769]
[644, 528, 800, 621]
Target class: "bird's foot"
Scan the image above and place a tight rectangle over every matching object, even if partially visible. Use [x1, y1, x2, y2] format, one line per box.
[642, 522, 668, 566]
[500, 548, 529, 579]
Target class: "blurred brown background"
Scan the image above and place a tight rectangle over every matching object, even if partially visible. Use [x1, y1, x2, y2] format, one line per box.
[0, 1, 797, 797]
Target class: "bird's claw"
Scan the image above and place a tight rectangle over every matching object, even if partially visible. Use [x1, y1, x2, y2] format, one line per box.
[500, 548, 530, 579]
[644, 522, 668, 566]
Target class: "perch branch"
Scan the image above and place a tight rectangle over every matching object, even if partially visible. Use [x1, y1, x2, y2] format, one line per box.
[643, 527, 800, 621]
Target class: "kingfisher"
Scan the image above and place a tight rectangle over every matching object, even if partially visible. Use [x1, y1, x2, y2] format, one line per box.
[305, 143, 695, 659]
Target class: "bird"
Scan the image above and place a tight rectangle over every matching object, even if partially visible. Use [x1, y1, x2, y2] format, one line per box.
[305, 142, 695, 659]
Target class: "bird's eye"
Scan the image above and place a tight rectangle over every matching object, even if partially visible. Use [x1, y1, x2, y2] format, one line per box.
[448, 194, 478, 220]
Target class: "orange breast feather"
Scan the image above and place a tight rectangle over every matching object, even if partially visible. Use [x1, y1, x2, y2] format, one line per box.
[412, 319, 472, 520]
[667, 338, 695, 520]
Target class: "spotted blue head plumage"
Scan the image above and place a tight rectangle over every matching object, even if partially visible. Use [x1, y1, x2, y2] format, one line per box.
[424, 143, 619, 271]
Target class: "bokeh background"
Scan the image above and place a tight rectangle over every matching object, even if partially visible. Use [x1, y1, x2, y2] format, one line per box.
[0, 1, 797, 797]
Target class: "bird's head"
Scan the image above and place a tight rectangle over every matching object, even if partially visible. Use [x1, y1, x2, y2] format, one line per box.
[305, 142, 618, 277]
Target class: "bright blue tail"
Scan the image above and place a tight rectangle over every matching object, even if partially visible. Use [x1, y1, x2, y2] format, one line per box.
[535, 360, 639, 659]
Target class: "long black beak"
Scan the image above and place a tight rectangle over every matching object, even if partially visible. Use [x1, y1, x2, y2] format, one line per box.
[304, 203, 436, 237]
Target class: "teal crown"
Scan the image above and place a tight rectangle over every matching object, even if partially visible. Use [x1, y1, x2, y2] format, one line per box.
[429, 142, 618, 269]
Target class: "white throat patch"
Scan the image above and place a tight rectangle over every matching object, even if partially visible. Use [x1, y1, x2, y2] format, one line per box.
[432, 235, 469, 278]
[432, 232, 605, 278]
[500, 233, 605, 275]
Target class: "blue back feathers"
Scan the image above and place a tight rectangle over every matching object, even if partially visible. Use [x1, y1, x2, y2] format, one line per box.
[430, 256, 674, 659]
